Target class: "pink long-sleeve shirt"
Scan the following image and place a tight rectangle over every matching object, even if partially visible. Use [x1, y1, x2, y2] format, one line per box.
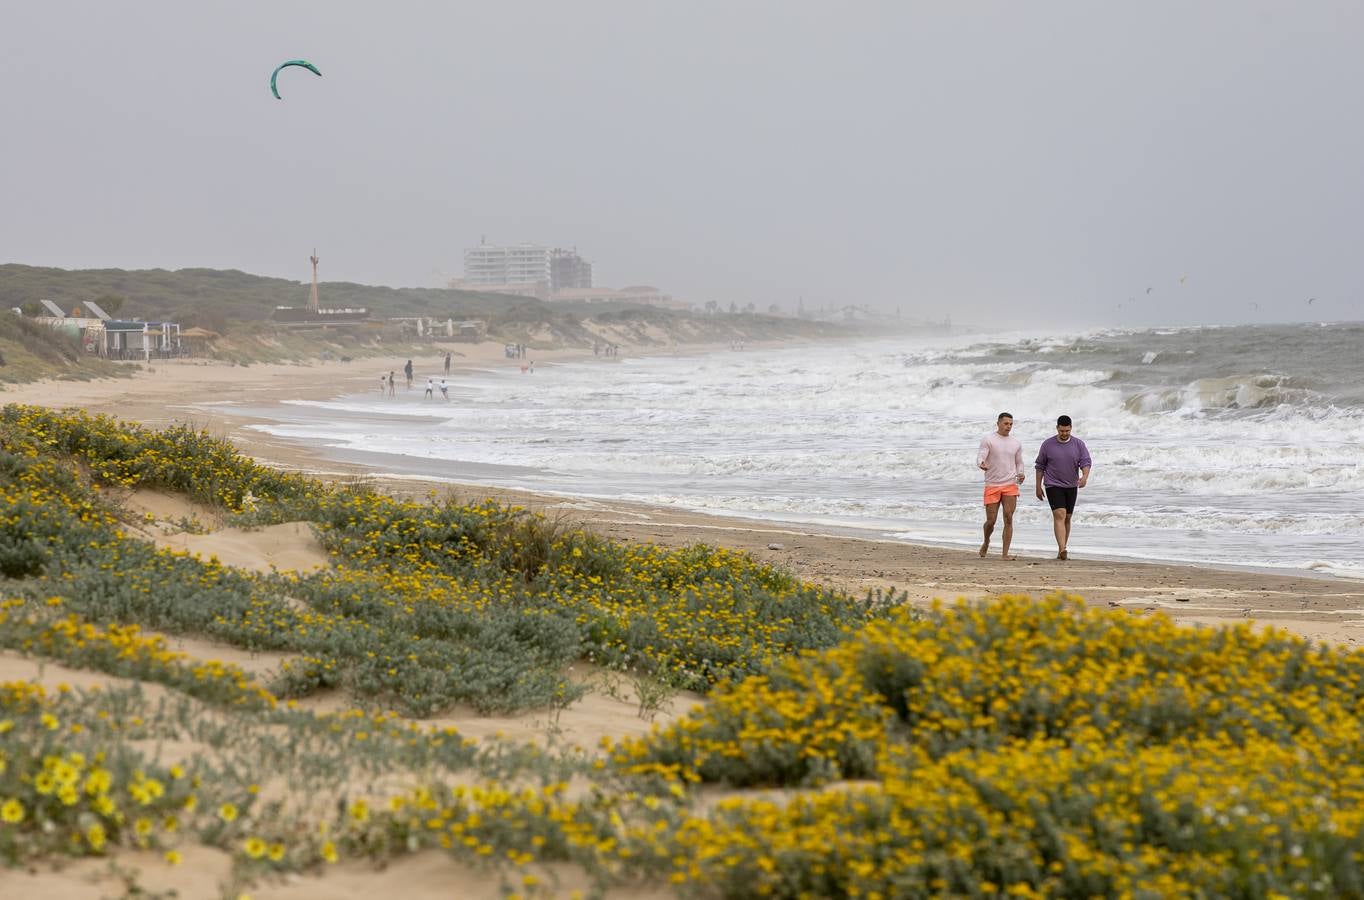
[977, 432, 1024, 485]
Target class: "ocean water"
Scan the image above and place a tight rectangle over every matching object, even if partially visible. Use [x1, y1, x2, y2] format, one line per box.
[235, 323, 1364, 577]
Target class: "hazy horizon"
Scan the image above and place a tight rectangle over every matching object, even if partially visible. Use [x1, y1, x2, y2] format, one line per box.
[3, 1, 1361, 327]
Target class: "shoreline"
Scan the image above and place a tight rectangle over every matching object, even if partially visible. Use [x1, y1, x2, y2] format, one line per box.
[6, 341, 1364, 645]
[219, 433, 1363, 588]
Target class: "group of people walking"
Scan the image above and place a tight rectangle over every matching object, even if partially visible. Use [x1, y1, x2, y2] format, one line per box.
[977, 413, 1092, 561]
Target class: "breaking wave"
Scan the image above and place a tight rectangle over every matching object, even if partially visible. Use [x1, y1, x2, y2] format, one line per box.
[241, 322, 1364, 575]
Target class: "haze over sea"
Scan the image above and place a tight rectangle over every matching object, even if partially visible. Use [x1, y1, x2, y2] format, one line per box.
[237, 322, 1364, 578]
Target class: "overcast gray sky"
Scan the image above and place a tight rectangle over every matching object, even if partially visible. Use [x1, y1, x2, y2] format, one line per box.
[2, 1, 1361, 326]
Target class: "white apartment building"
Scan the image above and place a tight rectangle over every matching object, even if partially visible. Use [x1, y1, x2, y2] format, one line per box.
[463, 242, 551, 287]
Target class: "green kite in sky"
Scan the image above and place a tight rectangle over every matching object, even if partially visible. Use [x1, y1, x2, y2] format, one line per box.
[270, 60, 322, 100]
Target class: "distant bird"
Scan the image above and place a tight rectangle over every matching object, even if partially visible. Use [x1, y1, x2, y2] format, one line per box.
[1251, 302, 1261, 311]
[1308, 297, 1316, 305]
[1146, 287, 1153, 295]
[1179, 274, 1188, 285]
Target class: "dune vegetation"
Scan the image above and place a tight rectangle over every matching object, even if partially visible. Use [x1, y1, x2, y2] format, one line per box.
[4, 404, 1364, 898]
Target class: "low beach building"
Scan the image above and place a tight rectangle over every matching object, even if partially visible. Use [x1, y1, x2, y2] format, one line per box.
[389, 317, 486, 341]
[101, 320, 182, 360]
[29, 304, 183, 359]
[271, 306, 370, 327]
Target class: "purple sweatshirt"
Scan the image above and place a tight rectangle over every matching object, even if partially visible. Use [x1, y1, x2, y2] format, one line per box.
[1035, 436, 1092, 488]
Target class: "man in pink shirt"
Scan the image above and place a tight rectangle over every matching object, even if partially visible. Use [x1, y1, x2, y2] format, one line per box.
[977, 412, 1026, 560]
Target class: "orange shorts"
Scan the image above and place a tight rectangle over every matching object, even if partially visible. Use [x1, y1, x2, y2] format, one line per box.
[983, 483, 1020, 505]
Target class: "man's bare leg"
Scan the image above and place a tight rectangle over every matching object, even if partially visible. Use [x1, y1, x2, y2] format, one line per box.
[981, 502, 999, 557]
[1062, 512, 1073, 557]
[1000, 494, 1018, 559]
[1052, 508, 1068, 559]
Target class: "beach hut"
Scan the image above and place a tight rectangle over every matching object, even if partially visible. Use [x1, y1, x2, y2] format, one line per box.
[102, 321, 182, 360]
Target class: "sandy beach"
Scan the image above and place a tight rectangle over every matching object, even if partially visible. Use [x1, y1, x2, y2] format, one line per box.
[6, 342, 1363, 648]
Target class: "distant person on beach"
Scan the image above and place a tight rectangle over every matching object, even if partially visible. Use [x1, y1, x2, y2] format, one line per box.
[404, 359, 413, 388]
[380, 374, 387, 395]
[444, 352, 451, 374]
[1035, 414, 1092, 561]
[424, 378, 434, 399]
[977, 412, 1026, 560]
[388, 371, 396, 397]
[439, 379, 450, 401]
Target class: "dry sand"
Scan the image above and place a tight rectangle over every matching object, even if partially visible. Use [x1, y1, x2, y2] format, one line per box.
[0, 845, 666, 900]
[6, 342, 1364, 895]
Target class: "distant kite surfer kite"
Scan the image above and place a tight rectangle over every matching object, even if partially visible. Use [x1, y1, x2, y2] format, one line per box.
[270, 60, 322, 99]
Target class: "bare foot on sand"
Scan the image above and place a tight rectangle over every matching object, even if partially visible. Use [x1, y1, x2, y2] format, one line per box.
[1002, 554, 1018, 561]
[979, 541, 989, 558]
[1057, 550, 1068, 560]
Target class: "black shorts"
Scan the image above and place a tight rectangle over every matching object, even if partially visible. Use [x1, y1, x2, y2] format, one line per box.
[1045, 486, 1078, 513]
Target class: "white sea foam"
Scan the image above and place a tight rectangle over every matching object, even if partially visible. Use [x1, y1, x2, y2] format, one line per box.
[241, 326, 1364, 574]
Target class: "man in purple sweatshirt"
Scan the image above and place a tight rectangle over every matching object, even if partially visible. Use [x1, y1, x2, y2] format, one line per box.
[1034, 415, 1092, 560]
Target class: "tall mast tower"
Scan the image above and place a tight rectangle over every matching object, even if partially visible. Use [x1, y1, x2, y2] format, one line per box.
[309, 249, 320, 312]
